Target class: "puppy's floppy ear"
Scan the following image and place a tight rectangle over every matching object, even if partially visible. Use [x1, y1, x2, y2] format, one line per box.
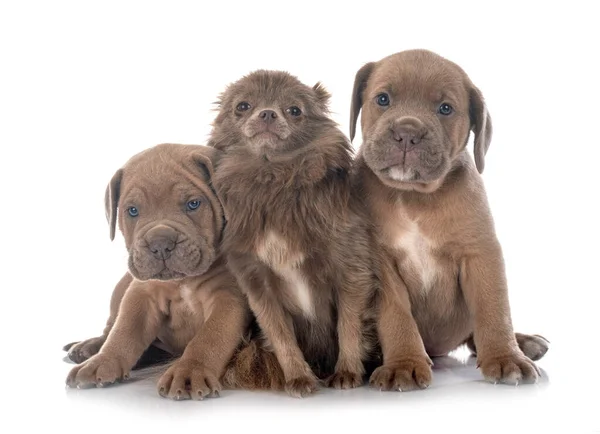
[350, 62, 375, 142]
[469, 84, 493, 174]
[312, 82, 331, 106]
[191, 150, 215, 183]
[105, 169, 123, 241]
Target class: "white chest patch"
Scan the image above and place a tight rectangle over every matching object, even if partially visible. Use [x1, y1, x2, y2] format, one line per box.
[180, 284, 197, 310]
[395, 219, 439, 292]
[256, 231, 315, 318]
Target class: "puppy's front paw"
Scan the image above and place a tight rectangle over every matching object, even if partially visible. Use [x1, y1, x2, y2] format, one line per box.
[478, 352, 540, 385]
[63, 336, 106, 364]
[325, 370, 364, 389]
[66, 353, 129, 388]
[369, 356, 432, 391]
[157, 359, 221, 401]
[284, 375, 319, 398]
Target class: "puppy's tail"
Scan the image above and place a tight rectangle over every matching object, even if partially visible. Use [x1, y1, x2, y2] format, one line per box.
[222, 338, 285, 391]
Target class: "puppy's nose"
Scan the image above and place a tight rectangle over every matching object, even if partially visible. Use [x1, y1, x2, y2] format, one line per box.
[259, 109, 277, 124]
[148, 237, 176, 260]
[145, 226, 178, 260]
[391, 127, 426, 147]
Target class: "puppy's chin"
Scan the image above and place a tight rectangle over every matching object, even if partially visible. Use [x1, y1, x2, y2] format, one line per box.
[374, 167, 446, 193]
[247, 132, 284, 154]
[127, 244, 214, 282]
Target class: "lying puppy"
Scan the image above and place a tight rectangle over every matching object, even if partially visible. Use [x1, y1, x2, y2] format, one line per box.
[65, 143, 251, 400]
[209, 70, 377, 397]
[349, 49, 549, 390]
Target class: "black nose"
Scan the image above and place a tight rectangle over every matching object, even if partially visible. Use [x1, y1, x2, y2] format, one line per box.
[391, 123, 427, 148]
[259, 109, 277, 124]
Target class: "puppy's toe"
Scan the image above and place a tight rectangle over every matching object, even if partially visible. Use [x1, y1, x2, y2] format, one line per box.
[284, 375, 319, 398]
[66, 337, 105, 364]
[369, 357, 432, 392]
[479, 353, 540, 385]
[325, 370, 363, 390]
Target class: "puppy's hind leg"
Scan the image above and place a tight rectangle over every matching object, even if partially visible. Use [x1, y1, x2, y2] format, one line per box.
[464, 333, 550, 362]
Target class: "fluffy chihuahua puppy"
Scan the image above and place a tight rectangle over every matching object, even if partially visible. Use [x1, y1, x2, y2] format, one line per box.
[209, 70, 377, 397]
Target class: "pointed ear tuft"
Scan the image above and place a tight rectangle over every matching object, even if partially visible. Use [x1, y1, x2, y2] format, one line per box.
[312, 82, 331, 105]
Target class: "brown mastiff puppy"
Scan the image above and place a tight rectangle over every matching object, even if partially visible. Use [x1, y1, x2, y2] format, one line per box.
[210, 70, 378, 397]
[65, 143, 251, 400]
[350, 49, 549, 390]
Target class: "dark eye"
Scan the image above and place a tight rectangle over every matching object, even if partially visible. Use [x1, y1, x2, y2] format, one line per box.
[186, 200, 201, 211]
[438, 103, 453, 115]
[376, 93, 390, 106]
[127, 207, 139, 217]
[286, 106, 302, 116]
[236, 102, 251, 112]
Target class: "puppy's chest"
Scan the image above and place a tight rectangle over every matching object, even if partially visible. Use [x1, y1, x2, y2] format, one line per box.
[381, 207, 443, 294]
[255, 231, 317, 319]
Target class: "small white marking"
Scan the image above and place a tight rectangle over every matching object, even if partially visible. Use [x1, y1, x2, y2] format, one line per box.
[180, 284, 196, 308]
[396, 219, 438, 292]
[389, 166, 414, 182]
[256, 231, 314, 318]
[279, 265, 315, 318]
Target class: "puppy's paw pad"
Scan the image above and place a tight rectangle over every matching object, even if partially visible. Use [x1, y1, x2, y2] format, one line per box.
[369, 357, 432, 392]
[325, 370, 363, 390]
[285, 375, 319, 398]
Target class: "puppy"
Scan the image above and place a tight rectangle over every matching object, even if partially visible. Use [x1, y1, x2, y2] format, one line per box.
[209, 70, 378, 397]
[350, 49, 549, 390]
[65, 143, 251, 400]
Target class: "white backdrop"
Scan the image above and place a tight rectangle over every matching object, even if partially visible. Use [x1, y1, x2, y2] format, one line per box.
[1, 0, 598, 432]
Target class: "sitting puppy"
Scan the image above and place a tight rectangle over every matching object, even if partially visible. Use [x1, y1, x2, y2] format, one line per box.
[209, 70, 378, 397]
[65, 143, 251, 400]
[349, 49, 549, 390]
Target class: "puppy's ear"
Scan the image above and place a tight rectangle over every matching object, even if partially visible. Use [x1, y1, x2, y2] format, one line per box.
[469, 85, 493, 173]
[191, 151, 215, 183]
[312, 82, 331, 106]
[350, 62, 375, 142]
[105, 169, 123, 241]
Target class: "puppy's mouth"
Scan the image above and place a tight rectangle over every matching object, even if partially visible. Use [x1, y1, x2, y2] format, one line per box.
[128, 231, 213, 281]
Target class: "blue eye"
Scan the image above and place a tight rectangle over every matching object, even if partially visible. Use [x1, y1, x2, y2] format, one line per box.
[127, 207, 139, 217]
[187, 200, 201, 211]
[376, 93, 390, 106]
[438, 103, 453, 115]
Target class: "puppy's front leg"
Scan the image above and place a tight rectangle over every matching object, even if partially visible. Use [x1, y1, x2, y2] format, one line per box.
[327, 271, 371, 389]
[460, 243, 540, 384]
[66, 281, 162, 388]
[370, 254, 432, 391]
[157, 290, 250, 400]
[229, 255, 318, 398]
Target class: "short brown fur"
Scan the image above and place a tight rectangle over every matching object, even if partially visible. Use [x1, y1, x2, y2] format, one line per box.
[65, 144, 252, 400]
[209, 70, 378, 397]
[350, 50, 549, 390]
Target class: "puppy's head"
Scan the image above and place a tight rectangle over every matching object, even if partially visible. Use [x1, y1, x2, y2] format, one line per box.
[105, 144, 225, 281]
[211, 70, 333, 156]
[350, 49, 492, 193]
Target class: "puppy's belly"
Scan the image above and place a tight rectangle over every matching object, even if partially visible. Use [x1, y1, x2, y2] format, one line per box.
[399, 259, 473, 356]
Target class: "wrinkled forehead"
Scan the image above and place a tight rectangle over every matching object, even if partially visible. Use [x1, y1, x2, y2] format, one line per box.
[369, 56, 468, 103]
[120, 170, 214, 206]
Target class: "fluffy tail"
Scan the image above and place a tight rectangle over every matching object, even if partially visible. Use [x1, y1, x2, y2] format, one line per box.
[222, 338, 285, 391]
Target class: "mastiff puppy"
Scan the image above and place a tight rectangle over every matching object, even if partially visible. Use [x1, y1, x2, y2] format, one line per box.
[65, 143, 251, 400]
[349, 49, 549, 390]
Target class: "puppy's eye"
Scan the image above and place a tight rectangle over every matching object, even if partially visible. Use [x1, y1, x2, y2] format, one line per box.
[438, 103, 453, 115]
[236, 102, 251, 112]
[186, 200, 201, 211]
[376, 93, 390, 106]
[127, 207, 139, 218]
[286, 106, 302, 117]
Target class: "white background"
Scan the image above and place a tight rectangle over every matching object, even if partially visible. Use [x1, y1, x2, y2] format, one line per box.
[1, 0, 599, 432]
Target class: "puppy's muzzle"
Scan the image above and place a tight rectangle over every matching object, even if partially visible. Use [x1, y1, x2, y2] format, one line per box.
[145, 226, 178, 260]
[390, 117, 428, 152]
